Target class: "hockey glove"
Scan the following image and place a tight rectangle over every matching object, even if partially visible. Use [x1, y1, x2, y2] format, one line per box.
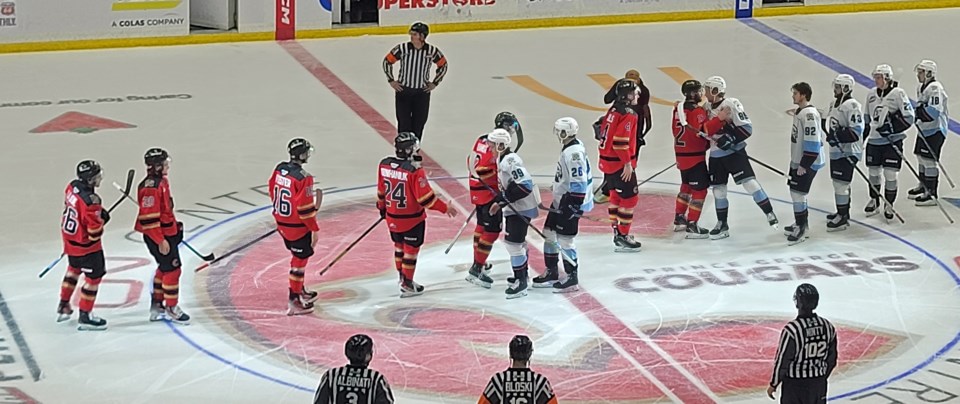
[716, 133, 737, 151]
[876, 121, 893, 137]
[593, 118, 603, 141]
[559, 195, 584, 220]
[826, 131, 840, 148]
[100, 209, 111, 224]
[916, 102, 935, 122]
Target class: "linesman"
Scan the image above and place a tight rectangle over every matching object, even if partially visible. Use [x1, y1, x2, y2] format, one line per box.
[314, 334, 395, 404]
[768, 284, 838, 404]
[479, 335, 558, 404]
[382, 21, 449, 141]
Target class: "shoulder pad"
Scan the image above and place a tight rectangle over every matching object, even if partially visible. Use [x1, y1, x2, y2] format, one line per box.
[276, 162, 308, 180]
[75, 187, 101, 206]
[140, 177, 159, 189]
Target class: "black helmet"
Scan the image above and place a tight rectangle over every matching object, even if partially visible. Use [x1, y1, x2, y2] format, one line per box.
[794, 283, 820, 311]
[395, 132, 420, 159]
[494, 111, 518, 130]
[144, 148, 169, 167]
[76, 160, 102, 182]
[509, 335, 533, 362]
[410, 21, 429, 38]
[344, 334, 374, 366]
[288, 138, 313, 159]
[616, 79, 638, 101]
[681, 79, 702, 97]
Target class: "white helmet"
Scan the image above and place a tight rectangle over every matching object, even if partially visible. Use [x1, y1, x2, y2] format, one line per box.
[704, 76, 727, 95]
[833, 74, 855, 95]
[554, 117, 578, 142]
[915, 59, 937, 79]
[873, 64, 894, 80]
[486, 128, 512, 151]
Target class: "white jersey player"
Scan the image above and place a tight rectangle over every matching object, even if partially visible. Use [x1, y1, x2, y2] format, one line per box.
[532, 117, 594, 292]
[823, 74, 865, 232]
[701, 76, 778, 239]
[783, 82, 826, 245]
[487, 128, 538, 299]
[863, 64, 916, 220]
[909, 59, 950, 206]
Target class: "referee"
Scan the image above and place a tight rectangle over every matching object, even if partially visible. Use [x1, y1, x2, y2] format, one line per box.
[382, 21, 449, 141]
[768, 284, 838, 404]
[314, 334, 394, 404]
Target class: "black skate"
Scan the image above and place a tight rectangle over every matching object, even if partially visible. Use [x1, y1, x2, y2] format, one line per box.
[532, 267, 559, 288]
[505, 276, 528, 299]
[709, 221, 729, 240]
[613, 233, 642, 253]
[300, 289, 320, 304]
[287, 299, 315, 316]
[77, 311, 107, 331]
[552, 271, 579, 293]
[766, 212, 779, 229]
[57, 301, 73, 323]
[883, 203, 895, 220]
[400, 278, 425, 298]
[673, 214, 688, 232]
[826, 212, 839, 221]
[465, 263, 494, 289]
[864, 198, 881, 217]
[787, 224, 809, 246]
[685, 221, 709, 239]
[165, 305, 191, 325]
[915, 193, 937, 206]
[826, 214, 849, 232]
[907, 184, 925, 200]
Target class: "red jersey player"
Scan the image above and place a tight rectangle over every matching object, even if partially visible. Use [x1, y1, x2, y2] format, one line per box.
[377, 132, 457, 297]
[465, 112, 519, 289]
[268, 138, 321, 316]
[136, 148, 190, 324]
[672, 80, 711, 239]
[58, 160, 110, 331]
[597, 79, 642, 252]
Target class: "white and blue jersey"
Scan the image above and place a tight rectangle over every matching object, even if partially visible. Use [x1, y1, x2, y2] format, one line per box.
[498, 152, 538, 218]
[705, 97, 752, 158]
[864, 86, 915, 145]
[552, 138, 594, 213]
[916, 81, 949, 137]
[825, 97, 865, 161]
[791, 105, 826, 171]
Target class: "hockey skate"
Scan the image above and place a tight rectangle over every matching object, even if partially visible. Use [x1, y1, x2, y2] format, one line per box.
[287, 299, 314, 316]
[400, 278, 425, 298]
[613, 233, 642, 253]
[915, 193, 938, 206]
[531, 267, 559, 288]
[149, 302, 166, 322]
[57, 301, 73, 323]
[883, 203, 895, 220]
[709, 221, 729, 240]
[685, 221, 709, 239]
[165, 305, 191, 325]
[465, 263, 494, 289]
[826, 212, 839, 221]
[593, 187, 609, 204]
[907, 184, 925, 200]
[552, 271, 579, 293]
[864, 198, 881, 217]
[766, 212, 779, 229]
[786, 224, 809, 246]
[300, 288, 320, 304]
[505, 276, 528, 299]
[673, 214, 688, 232]
[77, 311, 107, 331]
[826, 214, 849, 232]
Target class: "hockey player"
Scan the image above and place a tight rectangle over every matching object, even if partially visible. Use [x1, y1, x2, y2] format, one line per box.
[823, 74, 865, 231]
[671, 80, 711, 239]
[136, 148, 190, 324]
[269, 138, 321, 316]
[58, 160, 110, 330]
[596, 70, 652, 204]
[478, 335, 558, 404]
[484, 128, 538, 298]
[701, 76, 778, 239]
[465, 112, 521, 289]
[909, 60, 950, 206]
[377, 132, 457, 298]
[863, 64, 916, 220]
[597, 79, 643, 252]
[531, 117, 593, 292]
[783, 82, 826, 245]
[314, 334, 395, 404]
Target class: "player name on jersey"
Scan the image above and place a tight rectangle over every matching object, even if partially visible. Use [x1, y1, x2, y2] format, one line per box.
[505, 381, 534, 393]
[380, 167, 409, 181]
[335, 374, 373, 388]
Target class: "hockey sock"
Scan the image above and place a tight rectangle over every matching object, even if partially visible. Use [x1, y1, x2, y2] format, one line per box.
[162, 268, 182, 308]
[925, 165, 940, 197]
[288, 268, 305, 300]
[884, 168, 898, 204]
[543, 241, 559, 270]
[512, 259, 529, 280]
[868, 172, 882, 200]
[616, 195, 638, 235]
[474, 231, 497, 265]
[713, 185, 729, 223]
[744, 179, 773, 214]
[561, 249, 578, 274]
[675, 184, 692, 216]
[393, 243, 404, 272]
[607, 193, 621, 225]
[796, 209, 809, 228]
[401, 244, 420, 281]
[688, 189, 708, 223]
[60, 266, 82, 302]
[78, 277, 102, 312]
[833, 180, 850, 214]
[152, 268, 164, 304]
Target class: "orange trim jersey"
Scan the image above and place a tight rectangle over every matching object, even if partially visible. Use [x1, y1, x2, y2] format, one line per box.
[377, 157, 449, 233]
[135, 176, 178, 245]
[61, 180, 105, 257]
[672, 102, 710, 170]
[469, 134, 498, 206]
[597, 106, 638, 174]
[478, 368, 558, 404]
[268, 162, 320, 241]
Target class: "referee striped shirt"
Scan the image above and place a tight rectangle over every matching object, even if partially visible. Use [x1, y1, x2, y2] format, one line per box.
[770, 314, 838, 387]
[314, 365, 394, 404]
[383, 42, 448, 89]
[479, 368, 558, 404]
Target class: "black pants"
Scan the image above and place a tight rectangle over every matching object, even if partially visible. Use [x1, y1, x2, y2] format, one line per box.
[781, 377, 827, 404]
[396, 87, 431, 141]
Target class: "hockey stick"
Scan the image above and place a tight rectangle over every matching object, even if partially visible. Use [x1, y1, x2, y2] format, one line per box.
[888, 143, 954, 224]
[846, 156, 905, 224]
[444, 207, 477, 254]
[747, 154, 787, 177]
[39, 169, 136, 279]
[111, 182, 217, 261]
[318, 217, 383, 276]
[914, 125, 956, 189]
[195, 229, 277, 272]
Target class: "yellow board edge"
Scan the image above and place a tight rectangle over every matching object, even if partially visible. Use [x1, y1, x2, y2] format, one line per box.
[1, 2, 958, 54]
[111, 1, 182, 12]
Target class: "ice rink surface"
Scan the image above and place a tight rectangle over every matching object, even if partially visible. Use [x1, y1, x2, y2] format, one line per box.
[1, 8, 959, 403]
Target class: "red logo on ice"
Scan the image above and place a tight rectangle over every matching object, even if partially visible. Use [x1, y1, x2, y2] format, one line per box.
[30, 111, 136, 134]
